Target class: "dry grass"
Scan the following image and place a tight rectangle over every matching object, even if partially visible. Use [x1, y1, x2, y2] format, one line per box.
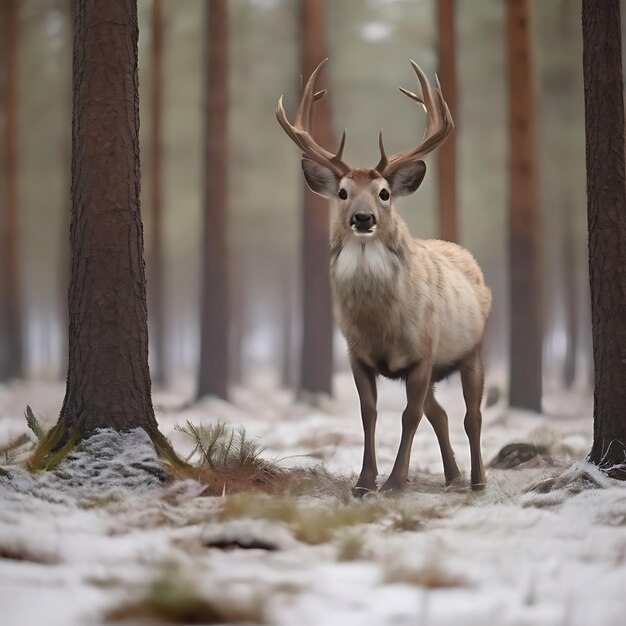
[217, 493, 387, 545]
[336, 532, 369, 561]
[175, 421, 268, 470]
[291, 501, 386, 544]
[389, 509, 426, 532]
[106, 564, 266, 624]
[287, 465, 356, 501]
[173, 421, 298, 496]
[0, 433, 31, 463]
[384, 560, 466, 589]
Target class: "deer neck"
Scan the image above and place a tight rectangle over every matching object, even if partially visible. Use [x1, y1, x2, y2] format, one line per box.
[329, 213, 412, 297]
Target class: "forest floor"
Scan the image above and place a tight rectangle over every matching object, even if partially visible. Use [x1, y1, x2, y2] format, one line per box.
[1, 373, 625, 626]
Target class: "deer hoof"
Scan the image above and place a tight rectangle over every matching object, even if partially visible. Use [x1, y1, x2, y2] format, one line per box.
[379, 476, 406, 493]
[352, 475, 377, 498]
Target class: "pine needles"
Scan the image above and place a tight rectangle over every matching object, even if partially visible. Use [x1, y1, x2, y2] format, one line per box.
[175, 420, 268, 471]
[173, 420, 289, 494]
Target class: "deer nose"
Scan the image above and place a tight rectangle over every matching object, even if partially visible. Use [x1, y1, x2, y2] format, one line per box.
[351, 212, 375, 231]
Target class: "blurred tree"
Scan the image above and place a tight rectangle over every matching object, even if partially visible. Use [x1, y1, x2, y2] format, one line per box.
[299, 0, 334, 397]
[506, 0, 543, 412]
[555, 0, 581, 389]
[583, 0, 626, 478]
[197, 0, 229, 401]
[437, 0, 458, 242]
[59, 0, 74, 380]
[49, 0, 166, 447]
[148, 0, 166, 387]
[281, 264, 295, 389]
[0, 0, 23, 381]
[561, 207, 578, 389]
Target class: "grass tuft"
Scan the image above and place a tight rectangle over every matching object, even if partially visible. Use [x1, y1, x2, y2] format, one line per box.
[336, 532, 369, 561]
[175, 420, 268, 470]
[26, 421, 82, 472]
[384, 560, 466, 589]
[106, 563, 266, 624]
[291, 501, 386, 544]
[389, 509, 426, 532]
[173, 421, 292, 495]
[25, 406, 45, 441]
[0, 433, 31, 464]
[217, 493, 387, 544]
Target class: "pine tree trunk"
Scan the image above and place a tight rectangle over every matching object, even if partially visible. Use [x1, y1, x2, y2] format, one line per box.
[197, 0, 229, 400]
[299, 0, 334, 397]
[437, 0, 458, 243]
[148, 0, 166, 387]
[57, 0, 159, 439]
[0, 0, 23, 381]
[506, 0, 543, 412]
[583, 0, 626, 478]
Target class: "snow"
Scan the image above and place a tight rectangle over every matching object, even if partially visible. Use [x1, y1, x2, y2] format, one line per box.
[1, 373, 625, 626]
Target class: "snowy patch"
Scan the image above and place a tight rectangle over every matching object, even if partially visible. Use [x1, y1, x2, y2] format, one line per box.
[0, 378, 625, 626]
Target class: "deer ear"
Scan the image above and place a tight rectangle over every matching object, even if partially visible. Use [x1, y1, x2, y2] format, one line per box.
[301, 158, 338, 199]
[388, 161, 426, 197]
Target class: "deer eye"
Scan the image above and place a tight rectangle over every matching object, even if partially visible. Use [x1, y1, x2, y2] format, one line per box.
[379, 189, 390, 201]
[338, 188, 348, 200]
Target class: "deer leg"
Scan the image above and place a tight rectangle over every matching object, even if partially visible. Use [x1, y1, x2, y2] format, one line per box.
[424, 387, 461, 485]
[460, 348, 486, 490]
[380, 361, 430, 492]
[351, 358, 379, 498]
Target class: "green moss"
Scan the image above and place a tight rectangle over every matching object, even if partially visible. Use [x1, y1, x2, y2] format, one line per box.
[26, 418, 79, 472]
[24, 406, 45, 441]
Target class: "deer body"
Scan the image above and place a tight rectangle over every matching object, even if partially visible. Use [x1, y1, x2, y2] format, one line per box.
[277, 61, 491, 495]
[331, 215, 490, 381]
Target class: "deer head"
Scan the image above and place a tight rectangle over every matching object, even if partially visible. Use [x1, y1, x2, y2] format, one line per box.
[276, 59, 454, 240]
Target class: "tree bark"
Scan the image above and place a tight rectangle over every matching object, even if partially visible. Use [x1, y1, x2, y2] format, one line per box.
[197, 0, 229, 400]
[583, 0, 626, 478]
[56, 0, 159, 439]
[148, 0, 166, 387]
[0, 0, 23, 381]
[506, 0, 543, 412]
[299, 0, 334, 397]
[437, 0, 458, 243]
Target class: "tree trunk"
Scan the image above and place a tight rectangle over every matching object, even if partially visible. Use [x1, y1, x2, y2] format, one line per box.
[0, 0, 23, 381]
[299, 0, 334, 397]
[583, 0, 626, 478]
[56, 0, 159, 439]
[148, 0, 166, 387]
[506, 0, 543, 412]
[437, 0, 458, 243]
[197, 0, 229, 400]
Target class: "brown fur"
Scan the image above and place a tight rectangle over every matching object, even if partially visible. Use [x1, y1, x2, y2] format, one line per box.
[276, 61, 490, 495]
[327, 170, 491, 494]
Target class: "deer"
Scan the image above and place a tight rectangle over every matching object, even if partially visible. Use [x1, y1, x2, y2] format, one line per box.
[276, 59, 492, 496]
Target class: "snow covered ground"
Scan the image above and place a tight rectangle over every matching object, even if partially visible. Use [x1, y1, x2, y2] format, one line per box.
[1, 373, 625, 626]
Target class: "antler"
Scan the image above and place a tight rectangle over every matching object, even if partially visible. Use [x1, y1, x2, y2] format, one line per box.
[276, 59, 351, 178]
[375, 60, 454, 177]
